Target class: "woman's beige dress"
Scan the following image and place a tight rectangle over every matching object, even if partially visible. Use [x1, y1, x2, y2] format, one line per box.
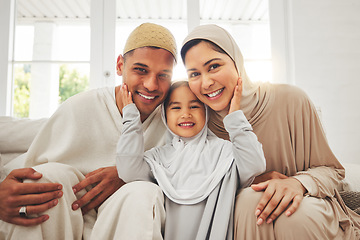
[183, 24, 360, 240]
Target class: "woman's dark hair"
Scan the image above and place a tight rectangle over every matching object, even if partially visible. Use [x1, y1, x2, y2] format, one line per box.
[180, 39, 227, 64]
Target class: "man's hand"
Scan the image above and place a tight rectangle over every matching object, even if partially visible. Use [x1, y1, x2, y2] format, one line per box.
[251, 177, 306, 225]
[228, 77, 242, 114]
[71, 166, 125, 215]
[0, 168, 63, 226]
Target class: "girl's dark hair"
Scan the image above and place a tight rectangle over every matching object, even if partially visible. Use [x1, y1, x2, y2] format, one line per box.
[180, 39, 227, 64]
[163, 80, 189, 110]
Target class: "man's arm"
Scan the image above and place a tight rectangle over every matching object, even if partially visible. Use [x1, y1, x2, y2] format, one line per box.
[0, 168, 63, 226]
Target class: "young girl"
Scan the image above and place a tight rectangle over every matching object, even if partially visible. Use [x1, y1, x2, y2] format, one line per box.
[180, 24, 360, 239]
[116, 80, 266, 239]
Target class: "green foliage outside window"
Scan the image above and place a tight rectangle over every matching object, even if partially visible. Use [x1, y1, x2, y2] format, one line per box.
[59, 64, 89, 103]
[13, 65, 31, 118]
[13, 64, 89, 118]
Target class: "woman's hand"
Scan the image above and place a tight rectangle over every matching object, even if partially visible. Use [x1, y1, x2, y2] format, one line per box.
[228, 77, 242, 114]
[251, 177, 307, 225]
[252, 171, 288, 184]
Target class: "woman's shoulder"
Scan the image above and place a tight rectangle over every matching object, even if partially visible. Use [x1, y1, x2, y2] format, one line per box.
[272, 83, 307, 96]
[271, 83, 311, 106]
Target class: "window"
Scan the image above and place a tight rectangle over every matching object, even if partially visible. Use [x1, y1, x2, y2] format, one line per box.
[199, 0, 271, 83]
[11, 1, 91, 118]
[115, 0, 271, 83]
[5, 0, 271, 118]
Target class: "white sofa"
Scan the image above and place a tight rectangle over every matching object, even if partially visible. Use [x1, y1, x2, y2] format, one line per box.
[0, 116, 359, 213]
[0, 116, 48, 180]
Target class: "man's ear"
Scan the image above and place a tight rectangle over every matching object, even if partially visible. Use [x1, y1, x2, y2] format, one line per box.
[116, 55, 124, 76]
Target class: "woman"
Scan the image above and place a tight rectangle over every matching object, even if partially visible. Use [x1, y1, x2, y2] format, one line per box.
[181, 24, 360, 239]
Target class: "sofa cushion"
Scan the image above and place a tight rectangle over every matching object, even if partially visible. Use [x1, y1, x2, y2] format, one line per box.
[0, 117, 47, 181]
[341, 162, 360, 192]
[0, 116, 47, 154]
[339, 191, 360, 215]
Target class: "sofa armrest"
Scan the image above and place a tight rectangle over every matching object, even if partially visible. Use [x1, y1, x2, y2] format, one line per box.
[0, 116, 47, 155]
[0, 116, 47, 181]
[340, 162, 360, 192]
[337, 162, 360, 214]
[339, 191, 360, 215]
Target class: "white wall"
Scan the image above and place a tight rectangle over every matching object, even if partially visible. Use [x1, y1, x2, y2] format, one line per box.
[0, 0, 15, 116]
[29, 22, 59, 118]
[270, 0, 360, 164]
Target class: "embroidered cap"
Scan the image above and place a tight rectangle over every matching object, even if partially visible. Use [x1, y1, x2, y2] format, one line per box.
[123, 23, 177, 61]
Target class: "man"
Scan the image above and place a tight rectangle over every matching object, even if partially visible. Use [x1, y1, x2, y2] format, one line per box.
[0, 23, 176, 240]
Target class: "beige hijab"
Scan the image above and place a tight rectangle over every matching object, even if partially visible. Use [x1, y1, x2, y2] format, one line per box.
[182, 24, 271, 140]
[181, 24, 343, 183]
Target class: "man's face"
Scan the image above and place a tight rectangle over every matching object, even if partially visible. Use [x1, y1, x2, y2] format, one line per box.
[119, 47, 175, 121]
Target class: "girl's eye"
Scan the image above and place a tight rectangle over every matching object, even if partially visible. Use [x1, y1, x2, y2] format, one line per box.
[189, 72, 200, 78]
[190, 105, 200, 109]
[209, 64, 220, 71]
[170, 106, 181, 110]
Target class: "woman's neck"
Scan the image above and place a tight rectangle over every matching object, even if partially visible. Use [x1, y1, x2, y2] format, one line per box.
[216, 106, 230, 119]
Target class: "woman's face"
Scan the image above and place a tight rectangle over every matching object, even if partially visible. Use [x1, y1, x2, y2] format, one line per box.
[184, 41, 238, 112]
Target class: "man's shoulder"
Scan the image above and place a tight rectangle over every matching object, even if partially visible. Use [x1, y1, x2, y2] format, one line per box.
[60, 87, 114, 108]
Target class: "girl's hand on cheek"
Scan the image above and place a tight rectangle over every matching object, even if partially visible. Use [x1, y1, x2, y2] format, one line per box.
[120, 84, 133, 107]
[228, 77, 242, 114]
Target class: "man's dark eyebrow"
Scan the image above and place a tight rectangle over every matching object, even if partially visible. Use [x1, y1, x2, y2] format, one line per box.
[187, 58, 222, 72]
[133, 63, 149, 68]
[134, 63, 172, 73]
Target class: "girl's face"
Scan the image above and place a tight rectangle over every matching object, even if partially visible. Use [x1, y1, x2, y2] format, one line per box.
[184, 41, 238, 112]
[165, 86, 206, 138]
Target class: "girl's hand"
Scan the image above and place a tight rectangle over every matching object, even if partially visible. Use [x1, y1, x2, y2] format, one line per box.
[229, 77, 242, 114]
[251, 178, 306, 225]
[120, 84, 133, 107]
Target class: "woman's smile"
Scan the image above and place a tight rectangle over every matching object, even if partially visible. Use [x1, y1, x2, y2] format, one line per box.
[184, 41, 239, 112]
[204, 88, 224, 99]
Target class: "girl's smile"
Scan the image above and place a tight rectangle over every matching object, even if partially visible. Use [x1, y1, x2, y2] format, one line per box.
[165, 85, 206, 138]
